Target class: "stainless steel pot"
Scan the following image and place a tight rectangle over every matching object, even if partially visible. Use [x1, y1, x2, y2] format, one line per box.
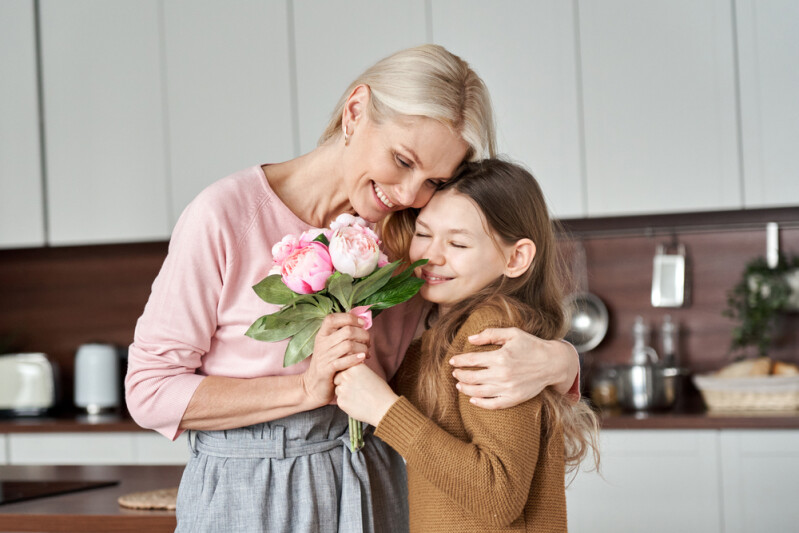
[615, 364, 685, 411]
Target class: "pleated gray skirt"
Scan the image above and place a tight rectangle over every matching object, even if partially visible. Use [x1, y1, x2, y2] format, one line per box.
[174, 405, 408, 533]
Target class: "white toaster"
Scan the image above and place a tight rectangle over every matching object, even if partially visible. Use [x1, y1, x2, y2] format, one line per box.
[0, 353, 58, 416]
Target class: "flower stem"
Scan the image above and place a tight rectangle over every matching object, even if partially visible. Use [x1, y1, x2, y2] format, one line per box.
[349, 416, 364, 452]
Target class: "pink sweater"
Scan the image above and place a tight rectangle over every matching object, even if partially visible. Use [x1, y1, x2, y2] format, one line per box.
[125, 166, 425, 440]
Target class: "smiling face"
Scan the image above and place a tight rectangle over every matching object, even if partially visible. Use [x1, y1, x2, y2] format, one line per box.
[342, 109, 469, 223]
[409, 189, 515, 315]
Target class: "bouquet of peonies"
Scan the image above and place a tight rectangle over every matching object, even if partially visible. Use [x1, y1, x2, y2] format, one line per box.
[246, 214, 427, 451]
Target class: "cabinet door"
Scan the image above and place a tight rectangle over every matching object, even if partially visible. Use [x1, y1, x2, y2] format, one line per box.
[0, 0, 45, 249]
[293, 0, 428, 155]
[39, 0, 170, 246]
[8, 433, 136, 465]
[579, 0, 740, 216]
[736, 0, 799, 208]
[720, 430, 799, 533]
[566, 430, 722, 533]
[430, 0, 584, 219]
[133, 432, 189, 465]
[162, 0, 296, 224]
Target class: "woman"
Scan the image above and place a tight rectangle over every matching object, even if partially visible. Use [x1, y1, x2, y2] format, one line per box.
[125, 44, 579, 532]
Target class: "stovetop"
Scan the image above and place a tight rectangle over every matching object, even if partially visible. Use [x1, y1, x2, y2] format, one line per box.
[0, 480, 118, 505]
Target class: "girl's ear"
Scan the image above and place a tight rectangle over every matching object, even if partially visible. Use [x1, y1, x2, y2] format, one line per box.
[504, 239, 536, 278]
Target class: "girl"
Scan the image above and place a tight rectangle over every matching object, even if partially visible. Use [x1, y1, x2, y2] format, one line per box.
[334, 159, 600, 532]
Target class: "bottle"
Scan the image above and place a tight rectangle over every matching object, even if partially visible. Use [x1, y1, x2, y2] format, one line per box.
[631, 316, 657, 365]
[661, 315, 679, 368]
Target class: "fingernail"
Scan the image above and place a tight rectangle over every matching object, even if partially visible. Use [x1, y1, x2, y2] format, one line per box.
[449, 358, 455, 365]
[358, 318, 366, 326]
[468, 334, 477, 341]
[455, 383, 461, 390]
[470, 398, 477, 404]
[357, 353, 366, 359]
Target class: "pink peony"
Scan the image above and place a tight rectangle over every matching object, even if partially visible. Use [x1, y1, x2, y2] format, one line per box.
[329, 225, 381, 278]
[281, 242, 334, 294]
[271, 235, 300, 264]
[350, 305, 373, 330]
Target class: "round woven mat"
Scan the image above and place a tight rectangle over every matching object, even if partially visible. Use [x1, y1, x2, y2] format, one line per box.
[118, 487, 178, 510]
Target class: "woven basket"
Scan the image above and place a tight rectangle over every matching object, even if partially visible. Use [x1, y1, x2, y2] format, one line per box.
[693, 374, 799, 411]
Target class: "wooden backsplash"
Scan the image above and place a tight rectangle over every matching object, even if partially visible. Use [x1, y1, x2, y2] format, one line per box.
[1, 211, 798, 407]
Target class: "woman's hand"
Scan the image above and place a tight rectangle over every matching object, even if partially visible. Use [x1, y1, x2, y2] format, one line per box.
[301, 313, 371, 409]
[450, 327, 579, 409]
[334, 364, 398, 427]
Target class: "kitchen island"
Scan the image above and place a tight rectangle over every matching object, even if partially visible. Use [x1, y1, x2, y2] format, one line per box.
[0, 464, 182, 532]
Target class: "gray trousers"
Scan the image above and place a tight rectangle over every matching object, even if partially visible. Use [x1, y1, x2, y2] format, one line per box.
[175, 405, 409, 533]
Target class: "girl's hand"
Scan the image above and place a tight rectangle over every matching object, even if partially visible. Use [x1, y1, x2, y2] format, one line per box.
[450, 327, 579, 409]
[334, 364, 398, 427]
[301, 313, 371, 408]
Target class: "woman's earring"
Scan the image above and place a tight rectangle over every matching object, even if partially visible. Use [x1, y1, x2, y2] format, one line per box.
[343, 124, 351, 146]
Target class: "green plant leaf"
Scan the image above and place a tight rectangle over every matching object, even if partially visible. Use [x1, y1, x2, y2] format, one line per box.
[382, 259, 428, 290]
[359, 277, 425, 309]
[351, 261, 401, 303]
[245, 314, 307, 342]
[252, 275, 300, 305]
[274, 303, 328, 322]
[326, 272, 354, 310]
[314, 294, 335, 315]
[283, 318, 324, 367]
[313, 233, 330, 247]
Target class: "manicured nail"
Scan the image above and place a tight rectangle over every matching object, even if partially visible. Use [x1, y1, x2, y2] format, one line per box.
[358, 318, 366, 326]
[468, 334, 478, 341]
[449, 358, 455, 365]
[455, 383, 461, 390]
[469, 398, 477, 404]
[357, 353, 366, 359]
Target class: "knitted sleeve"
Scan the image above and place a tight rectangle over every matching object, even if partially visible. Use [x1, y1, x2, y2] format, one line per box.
[375, 307, 544, 528]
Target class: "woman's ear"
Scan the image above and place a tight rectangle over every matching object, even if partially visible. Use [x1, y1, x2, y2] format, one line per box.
[504, 239, 536, 278]
[342, 84, 370, 128]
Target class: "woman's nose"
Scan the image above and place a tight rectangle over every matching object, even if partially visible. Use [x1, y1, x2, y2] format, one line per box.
[394, 176, 427, 207]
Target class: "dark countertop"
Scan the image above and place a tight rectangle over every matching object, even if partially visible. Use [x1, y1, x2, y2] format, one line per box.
[0, 464, 182, 532]
[0, 413, 147, 434]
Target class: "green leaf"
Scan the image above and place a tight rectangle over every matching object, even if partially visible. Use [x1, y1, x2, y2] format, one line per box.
[314, 294, 335, 315]
[383, 259, 428, 290]
[359, 277, 425, 310]
[313, 233, 330, 246]
[326, 272, 354, 310]
[245, 314, 307, 342]
[351, 261, 401, 303]
[274, 303, 328, 322]
[252, 275, 300, 305]
[283, 318, 324, 367]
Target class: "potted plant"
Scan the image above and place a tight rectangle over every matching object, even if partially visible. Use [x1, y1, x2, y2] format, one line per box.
[724, 253, 799, 356]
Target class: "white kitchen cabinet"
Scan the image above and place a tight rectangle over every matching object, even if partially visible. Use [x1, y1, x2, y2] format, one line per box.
[430, 0, 584, 219]
[0, 435, 8, 464]
[720, 430, 799, 533]
[8, 433, 137, 465]
[162, 0, 296, 224]
[0, 0, 45, 249]
[39, 0, 171, 246]
[6, 432, 189, 465]
[133, 432, 190, 465]
[578, 0, 741, 217]
[292, 0, 428, 155]
[735, 0, 799, 208]
[566, 430, 723, 533]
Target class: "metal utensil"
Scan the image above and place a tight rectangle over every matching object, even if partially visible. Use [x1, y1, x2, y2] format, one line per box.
[564, 240, 609, 353]
[615, 364, 684, 411]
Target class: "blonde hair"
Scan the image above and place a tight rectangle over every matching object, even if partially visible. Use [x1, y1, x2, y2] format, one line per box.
[415, 159, 600, 473]
[319, 44, 496, 162]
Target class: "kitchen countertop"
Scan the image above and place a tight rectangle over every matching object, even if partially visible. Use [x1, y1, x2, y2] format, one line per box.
[0, 464, 182, 532]
[1, 405, 799, 433]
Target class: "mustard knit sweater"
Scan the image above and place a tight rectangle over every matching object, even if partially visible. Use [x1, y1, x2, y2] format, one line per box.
[374, 306, 568, 532]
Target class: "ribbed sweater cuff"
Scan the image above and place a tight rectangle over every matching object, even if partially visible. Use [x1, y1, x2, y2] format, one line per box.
[374, 396, 429, 459]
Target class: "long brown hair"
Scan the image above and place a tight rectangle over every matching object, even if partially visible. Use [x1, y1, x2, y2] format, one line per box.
[390, 159, 599, 472]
